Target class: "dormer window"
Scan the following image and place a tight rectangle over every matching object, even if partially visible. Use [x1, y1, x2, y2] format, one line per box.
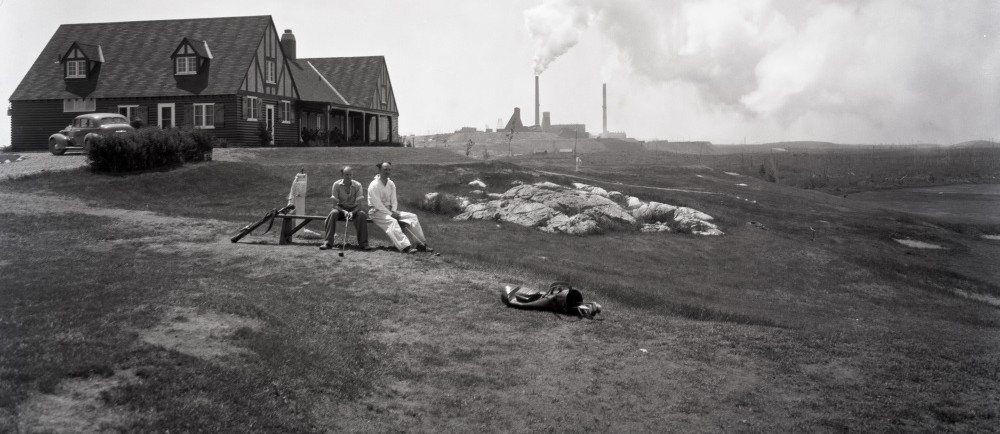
[175, 56, 198, 75]
[66, 60, 86, 78]
[171, 37, 212, 76]
[61, 42, 103, 79]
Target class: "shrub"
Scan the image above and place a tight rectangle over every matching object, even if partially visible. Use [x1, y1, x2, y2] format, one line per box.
[258, 123, 273, 146]
[87, 128, 217, 173]
[417, 192, 466, 215]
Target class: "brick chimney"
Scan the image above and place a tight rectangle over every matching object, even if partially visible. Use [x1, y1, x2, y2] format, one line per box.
[280, 29, 296, 61]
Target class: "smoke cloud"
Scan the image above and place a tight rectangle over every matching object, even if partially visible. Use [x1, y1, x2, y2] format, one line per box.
[525, 0, 999, 142]
[524, 0, 597, 75]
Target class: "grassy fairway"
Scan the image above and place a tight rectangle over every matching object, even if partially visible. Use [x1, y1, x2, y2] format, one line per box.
[2, 147, 999, 432]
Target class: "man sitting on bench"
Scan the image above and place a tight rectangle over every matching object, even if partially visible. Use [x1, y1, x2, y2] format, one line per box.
[320, 166, 371, 251]
[367, 161, 433, 254]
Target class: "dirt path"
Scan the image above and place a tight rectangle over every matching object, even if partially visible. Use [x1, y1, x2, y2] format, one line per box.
[0, 153, 88, 180]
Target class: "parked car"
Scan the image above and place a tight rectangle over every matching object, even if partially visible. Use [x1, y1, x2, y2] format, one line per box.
[48, 113, 134, 155]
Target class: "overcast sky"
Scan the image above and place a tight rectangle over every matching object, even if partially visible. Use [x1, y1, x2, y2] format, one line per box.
[2, 0, 998, 146]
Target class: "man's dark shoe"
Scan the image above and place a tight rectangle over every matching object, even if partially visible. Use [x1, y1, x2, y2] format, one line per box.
[360, 244, 374, 251]
[416, 244, 434, 253]
[319, 242, 332, 250]
[402, 245, 417, 254]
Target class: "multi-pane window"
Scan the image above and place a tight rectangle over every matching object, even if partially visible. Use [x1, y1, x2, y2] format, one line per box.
[175, 56, 197, 75]
[246, 96, 259, 120]
[280, 101, 291, 123]
[194, 103, 215, 128]
[63, 98, 96, 112]
[118, 105, 138, 121]
[265, 60, 276, 83]
[66, 60, 86, 78]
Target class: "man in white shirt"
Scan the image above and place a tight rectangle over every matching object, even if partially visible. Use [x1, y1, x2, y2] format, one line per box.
[367, 161, 433, 254]
[320, 166, 371, 251]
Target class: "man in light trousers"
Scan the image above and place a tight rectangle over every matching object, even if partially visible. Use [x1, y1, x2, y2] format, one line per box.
[367, 161, 433, 254]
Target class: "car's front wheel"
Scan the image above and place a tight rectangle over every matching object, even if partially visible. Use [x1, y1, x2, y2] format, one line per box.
[49, 139, 66, 156]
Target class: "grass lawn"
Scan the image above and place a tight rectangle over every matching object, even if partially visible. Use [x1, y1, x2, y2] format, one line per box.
[2, 147, 999, 432]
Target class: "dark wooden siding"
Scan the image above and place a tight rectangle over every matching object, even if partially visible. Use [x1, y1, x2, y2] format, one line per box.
[10, 95, 301, 150]
[231, 94, 299, 146]
[10, 100, 79, 151]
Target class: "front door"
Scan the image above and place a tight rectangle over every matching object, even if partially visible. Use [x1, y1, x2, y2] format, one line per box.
[158, 103, 175, 129]
[265, 104, 275, 145]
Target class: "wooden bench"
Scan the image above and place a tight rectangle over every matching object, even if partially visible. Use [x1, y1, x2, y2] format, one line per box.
[276, 213, 377, 245]
[232, 205, 404, 245]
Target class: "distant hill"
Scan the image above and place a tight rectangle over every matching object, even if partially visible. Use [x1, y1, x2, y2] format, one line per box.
[643, 141, 718, 154]
[760, 141, 849, 150]
[953, 140, 1000, 148]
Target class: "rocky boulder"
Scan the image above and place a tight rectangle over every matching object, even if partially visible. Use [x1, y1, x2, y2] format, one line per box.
[448, 181, 723, 236]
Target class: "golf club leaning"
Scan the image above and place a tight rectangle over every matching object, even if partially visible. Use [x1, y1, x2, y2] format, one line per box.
[339, 211, 351, 257]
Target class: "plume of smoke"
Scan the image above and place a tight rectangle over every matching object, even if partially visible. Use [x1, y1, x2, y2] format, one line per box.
[524, 0, 1000, 142]
[524, 0, 597, 75]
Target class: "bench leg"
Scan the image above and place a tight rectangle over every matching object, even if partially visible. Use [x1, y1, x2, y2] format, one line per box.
[279, 218, 294, 245]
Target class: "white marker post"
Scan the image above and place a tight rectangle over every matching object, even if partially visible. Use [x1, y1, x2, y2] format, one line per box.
[288, 171, 307, 227]
[575, 156, 582, 172]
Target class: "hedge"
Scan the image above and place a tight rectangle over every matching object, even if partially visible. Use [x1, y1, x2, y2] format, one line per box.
[87, 128, 220, 173]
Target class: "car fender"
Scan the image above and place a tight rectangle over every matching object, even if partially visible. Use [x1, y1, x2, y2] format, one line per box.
[48, 133, 70, 146]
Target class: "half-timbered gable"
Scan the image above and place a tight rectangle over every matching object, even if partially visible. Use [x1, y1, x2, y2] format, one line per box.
[233, 22, 300, 145]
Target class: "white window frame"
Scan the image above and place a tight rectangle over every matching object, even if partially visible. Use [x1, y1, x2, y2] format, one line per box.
[118, 105, 139, 121]
[246, 96, 259, 121]
[63, 98, 96, 112]
[265, 60, 276, 84]
[175, 56, 197, 75]
[280, 100, 291, 124]
[66, 60, 86, 78]
[157, 103, 175, 129]
[194, 103, 215, 129]
[380, 85, 388, 104]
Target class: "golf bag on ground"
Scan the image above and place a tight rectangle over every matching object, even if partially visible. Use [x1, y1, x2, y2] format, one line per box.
[501, 281, 602, 319]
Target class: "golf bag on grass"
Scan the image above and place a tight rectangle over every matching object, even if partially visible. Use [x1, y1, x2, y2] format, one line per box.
[501, 281, 602, 319]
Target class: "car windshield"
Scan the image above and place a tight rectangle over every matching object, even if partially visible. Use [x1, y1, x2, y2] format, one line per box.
[100, 116, 129, 126]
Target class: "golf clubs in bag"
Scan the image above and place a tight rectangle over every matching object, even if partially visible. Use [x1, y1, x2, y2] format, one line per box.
[501, 281, 602, 319]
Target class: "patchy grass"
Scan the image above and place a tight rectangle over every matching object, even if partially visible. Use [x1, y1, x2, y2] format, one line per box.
[2, 147, 999, 432]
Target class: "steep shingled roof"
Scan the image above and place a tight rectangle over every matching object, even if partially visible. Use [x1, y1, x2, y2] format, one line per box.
[10, 15, 271, 100]
[299, 56, 395, 113]
[287, 59, 348, 106]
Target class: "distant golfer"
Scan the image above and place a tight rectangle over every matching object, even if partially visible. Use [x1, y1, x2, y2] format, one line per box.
[368, 161, 433, 254]
[320, 166, 371, 251]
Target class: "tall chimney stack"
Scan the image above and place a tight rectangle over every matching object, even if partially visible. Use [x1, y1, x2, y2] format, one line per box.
[535, 75, 540, 127]
[602, 83, 607, 133]
[280, 29, 296, 61]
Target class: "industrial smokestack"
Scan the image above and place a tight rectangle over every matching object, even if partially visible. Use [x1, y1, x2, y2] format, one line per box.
[602, 83, 607, 133]
[535, 75, 540, 127]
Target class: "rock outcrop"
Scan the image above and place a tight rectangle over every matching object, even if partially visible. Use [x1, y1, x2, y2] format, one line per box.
[450, 182, 723, 236]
